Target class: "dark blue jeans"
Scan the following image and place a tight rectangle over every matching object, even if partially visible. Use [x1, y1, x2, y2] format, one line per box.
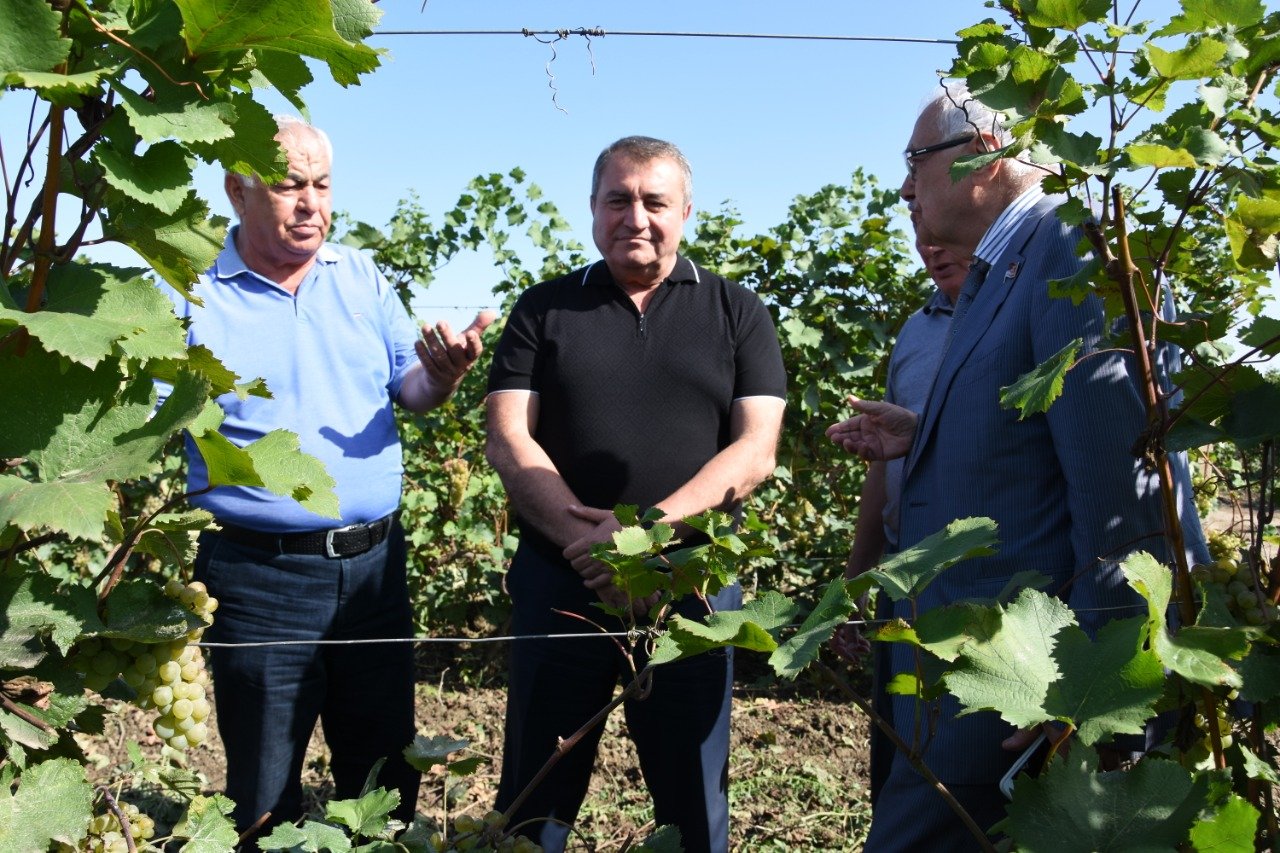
[496, 540, 738, 853]
[194, 523, 419, 834]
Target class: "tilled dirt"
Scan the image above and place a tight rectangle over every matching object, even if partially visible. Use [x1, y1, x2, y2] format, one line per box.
[90, 661, 874, 851]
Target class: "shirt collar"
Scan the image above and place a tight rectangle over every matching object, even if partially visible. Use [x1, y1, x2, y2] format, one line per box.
[921, 287, 955, 316]
[213, 225, 341, 282]
[581, 255, 700, 287]
[972, 184, 1046, 266]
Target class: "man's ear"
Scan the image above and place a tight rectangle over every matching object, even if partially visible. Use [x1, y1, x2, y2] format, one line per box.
[224, 172, 246, 217]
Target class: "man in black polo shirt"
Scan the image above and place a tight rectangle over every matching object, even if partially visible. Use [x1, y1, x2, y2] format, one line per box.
[486, 135, 786, 853]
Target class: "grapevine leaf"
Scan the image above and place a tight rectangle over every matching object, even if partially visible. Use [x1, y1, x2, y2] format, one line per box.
[999, 338, 1081, 418]
[1238, 742, 1280, 785]
[1188, 794, 1260, 853]
[1044, 618, 1164, 745]
[331, 0, 382, 42]
[1157, 0, 1266, 34]
[1047, 258, 1102, 305]
[95, 140, 194, 215]
[325, 787, 398, 836]
[253, 50, 314, 114]
[243, 430, 341, 519]
[186, 93, 288, 180]
[0, 572, 101, 666]
[1239, 315, 1280, 354]
[933, 589, 1074, 728]
[998, 754, 1204, 851]
[0, 347, 118, 462]
[650, 591, 796, 666]
[1220, 375, 1280, 448]
[0, 264, 188, 367]
[0, 0, 69, 77]
[770, 579, 854, 680]
[849, 517, 1000, 602]
[257, 820, 352, 853]
[1123, 552, 1245, 688]
[101, 578, 202, 643]
[1021, 0, 1111, 29]
[0, 758, 93, 850]
[173, 794, 240, 852]
[175, 0, 383, 86]
[1147, 39, 1230, 80]
[1240, 645, 1280, 702]
[101, 194, 227, 297]
[912, 602, 1002, 663]
[1127, 144, 1199, 169]
[0, 702, 58, 752]
[0, 476, 115, 542]
[403, 734, 469, 771]
[447, 755, 486, 776]
[4, 69, 106, 106]
[191, 430, 264, 489]
[885, 672, 921, 696]
[149, 343, 272, 400]
[611, 526, 654, 557]
[636, 824, 684, 852]
[114, 85, 237, 146]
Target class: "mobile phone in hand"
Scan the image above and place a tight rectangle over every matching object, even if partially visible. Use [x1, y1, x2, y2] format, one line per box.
[999, 733, 1050, 799]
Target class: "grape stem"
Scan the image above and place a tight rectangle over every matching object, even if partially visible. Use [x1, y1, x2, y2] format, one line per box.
[96, 785, 138, 853]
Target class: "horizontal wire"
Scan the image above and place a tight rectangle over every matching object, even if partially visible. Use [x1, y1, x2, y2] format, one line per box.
[373, 29, 961, 46]
[191, 603, 1159, 649]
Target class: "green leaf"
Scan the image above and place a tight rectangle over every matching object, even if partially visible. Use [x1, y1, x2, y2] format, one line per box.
[0, 758, 93, 850]
[650, 591, 797, 665]
[0, 0, 69, 77]
[187, 93, 289, 181]
[1157, 0, 1266, 34]
[999, 754, 1202, 851]
[1147, 39, 1230, 80]
[933, 589, 1074, 729]
[1047, 257, 1102, 305]
[254, 51, 315, 114]
[1221, 374, 1280, 448]
[326, 787, 398, 837]
[114, 85, 237, 146]
[1127, 144, 1199, 169]
[1240, 645, 1280, 702]
[258, 820, 352, 852]
[912, 603, 1001, 662]
[447, 755, 486, 776]
[635, 824, 683, 853]
[191, 430, 264, 489]
[849, 517, 1000, 602]
[1124, 552, 1244, 688]
[1021, 0, 1111, 30]
[1188, 794, 1259, 853]
[246, 430, 341, 519]
[175, 0, 383, 86]
[770, 579, 854, 680]
[0, 476, 115, 542]
[1044, 618, 1164, 745]
[612, 525, 654, 557]
[96, 140, 194, 215]
[1226, 196, 1280, 270]
[0, 264, 188, 367]
[403, 734, 469, 772]
[999, 338, 1081, 418]
[173, 794, 240, 852]
[102, 578, 204, 643]
[1239, 315, 1280, 353]
[101, 194, 227, 297]
[0, 572, 102, 667]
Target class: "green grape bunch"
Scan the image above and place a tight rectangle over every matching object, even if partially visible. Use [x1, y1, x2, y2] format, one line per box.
[442, 457, 471, 511]
[72, 580, 218, 749]
[424, 810, 543, 852]
[53, 800, 157, 853]
[1192, 531, 1275, 627]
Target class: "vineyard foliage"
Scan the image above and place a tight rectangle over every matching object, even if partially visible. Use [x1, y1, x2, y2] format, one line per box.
[2, 0, 1279, 850]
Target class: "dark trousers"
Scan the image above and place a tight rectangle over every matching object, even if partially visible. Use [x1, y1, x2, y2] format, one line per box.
[496, 541, 738, 853]
[865, 752, 1010, 852]
[194, 523, 420, 834]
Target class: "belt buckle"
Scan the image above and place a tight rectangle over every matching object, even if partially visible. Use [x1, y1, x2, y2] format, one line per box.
[324, 522, 362, 559]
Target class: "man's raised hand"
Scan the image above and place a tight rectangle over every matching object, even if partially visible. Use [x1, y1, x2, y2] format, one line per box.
[825, 396, 918, 461]
[416, 309, 497, 389]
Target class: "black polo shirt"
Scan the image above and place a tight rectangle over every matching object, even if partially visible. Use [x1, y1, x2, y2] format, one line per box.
[488, 256, 786, 549]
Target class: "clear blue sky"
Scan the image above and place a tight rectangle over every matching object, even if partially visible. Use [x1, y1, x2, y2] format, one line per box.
[9, 0, 1228, 330]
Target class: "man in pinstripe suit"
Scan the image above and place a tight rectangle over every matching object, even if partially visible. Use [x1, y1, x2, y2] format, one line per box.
[829, 82, 1206, 850]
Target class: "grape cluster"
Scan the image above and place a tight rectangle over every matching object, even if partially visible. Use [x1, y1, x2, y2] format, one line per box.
[73, 579, 217, 749]
[442, 458, 471, 512]
[424, 810, 542, 853]
[1191, 472, 1219, 518]
[1183, 694, 1237, 768]
[55, 801, 156, 853]
[1191, 531, 1275, 627]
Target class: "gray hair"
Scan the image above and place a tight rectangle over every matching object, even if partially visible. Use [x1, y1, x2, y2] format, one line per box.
[925, 81, 1038, 185]
[229, 115, 332, 187]
[591, 136, 693, 207]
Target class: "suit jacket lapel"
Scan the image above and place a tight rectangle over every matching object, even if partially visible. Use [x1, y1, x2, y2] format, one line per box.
[902, 197, 1061, 481]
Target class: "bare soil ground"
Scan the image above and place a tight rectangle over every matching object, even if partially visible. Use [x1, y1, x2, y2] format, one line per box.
[90, 657, 874, 852]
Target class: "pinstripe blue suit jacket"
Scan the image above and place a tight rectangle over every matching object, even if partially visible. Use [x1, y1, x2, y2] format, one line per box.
[886, 196, 1206, 785]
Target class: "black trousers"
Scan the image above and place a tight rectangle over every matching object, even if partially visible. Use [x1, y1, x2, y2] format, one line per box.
[496, 540, 739, 853]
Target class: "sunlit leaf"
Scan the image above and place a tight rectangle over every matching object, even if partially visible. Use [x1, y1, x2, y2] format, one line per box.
[770, 579, 853, 680]
[999, 338, 1081, 418]
[0, 758, 93, 851]
[1188, 794, 1259, 853]
[650, 591, 796, 665]
[850, 517, 1000, 602]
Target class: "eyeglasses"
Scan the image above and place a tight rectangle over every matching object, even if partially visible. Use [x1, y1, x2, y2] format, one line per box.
[903, 134, 975, 178]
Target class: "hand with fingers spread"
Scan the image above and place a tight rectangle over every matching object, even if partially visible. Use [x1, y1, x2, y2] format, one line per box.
[825, 395, 918, 461]
[416, 309, 497, 390]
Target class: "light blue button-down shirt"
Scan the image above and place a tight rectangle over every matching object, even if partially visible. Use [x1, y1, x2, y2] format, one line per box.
[168, 229, 419, 532]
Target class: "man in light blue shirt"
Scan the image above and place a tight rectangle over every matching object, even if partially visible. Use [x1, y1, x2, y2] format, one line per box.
[171, 115, 492, 838]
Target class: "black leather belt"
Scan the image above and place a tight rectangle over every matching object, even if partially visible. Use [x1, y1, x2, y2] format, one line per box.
[216, 514, 396, 559]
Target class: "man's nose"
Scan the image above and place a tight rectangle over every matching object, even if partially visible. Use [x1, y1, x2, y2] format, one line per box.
[296, 184, 318, 211]
[900, 173, 916, 203]
[622, 201, 647, 228]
